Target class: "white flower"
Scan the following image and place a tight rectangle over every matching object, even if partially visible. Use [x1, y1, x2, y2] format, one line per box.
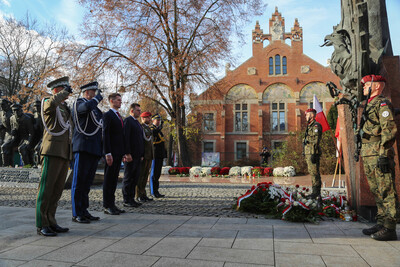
[273, 167, 285, 177]
[161, 166, 171, 175]
[241, 166, 252, 176]
[201, 167, 212, 176]
[189, 167, 202, 176]
[229, 166, 241, 176]
[293, 201, 299, 206]
[283, 166, 296, 177]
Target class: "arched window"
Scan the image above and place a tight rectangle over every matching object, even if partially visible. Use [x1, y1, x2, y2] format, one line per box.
[275, 55, 281, 75]
[269, 57, 273, 75]
[282, 56, 287, 74]
[268, 55, 288, 76]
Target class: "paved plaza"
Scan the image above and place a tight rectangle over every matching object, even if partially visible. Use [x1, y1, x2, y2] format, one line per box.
[0, 179, 399, 266]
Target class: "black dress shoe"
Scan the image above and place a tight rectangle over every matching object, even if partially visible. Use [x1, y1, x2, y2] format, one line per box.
[114, 206, 126, 213]
[131, 200, 142, 207]
[123, 201, 135, 207]
[85, 214, 100, 221]
[72, 216, 91, 223]
[154, 192, 165, 198]
[50, 224, 69, 233]
[143, 196, 153, 201]
[104, 207, 120, 215]
[37, 226, 57, 237]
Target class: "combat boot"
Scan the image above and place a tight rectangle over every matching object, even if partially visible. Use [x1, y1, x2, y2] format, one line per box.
[370, 227, 397, 241]
[362, 224, 384, 235]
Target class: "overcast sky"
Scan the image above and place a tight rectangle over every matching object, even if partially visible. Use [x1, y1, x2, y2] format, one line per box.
[0, 0, 399, 68]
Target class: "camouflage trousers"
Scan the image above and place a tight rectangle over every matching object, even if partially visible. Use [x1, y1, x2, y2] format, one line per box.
[362, 155, 398, 230]
[305, 154, 321, 195]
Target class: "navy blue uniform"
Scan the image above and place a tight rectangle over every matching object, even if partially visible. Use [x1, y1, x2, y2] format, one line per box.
[71, 95, 103, 218]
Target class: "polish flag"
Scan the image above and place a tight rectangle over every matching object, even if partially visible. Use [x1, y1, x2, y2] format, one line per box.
[313, 95, 330, 132]
[335, 117, 341, 158]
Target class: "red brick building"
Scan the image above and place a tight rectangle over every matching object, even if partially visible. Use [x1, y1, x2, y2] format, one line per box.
[191, 7, 340, 164]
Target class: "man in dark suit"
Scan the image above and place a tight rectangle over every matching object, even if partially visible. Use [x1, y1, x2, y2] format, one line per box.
[71, 82, 103, 223]
[122, 103, 144, 207]
[102, 93, 126, 215]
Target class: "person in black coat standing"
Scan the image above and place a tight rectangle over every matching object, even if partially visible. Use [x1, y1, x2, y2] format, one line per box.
[102, 93, 126, 215]
[122, 103, 144, 207]
[71, 82, 103, 223]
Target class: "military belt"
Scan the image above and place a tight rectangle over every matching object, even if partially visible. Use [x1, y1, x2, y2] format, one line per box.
[362, 136, 380, 143]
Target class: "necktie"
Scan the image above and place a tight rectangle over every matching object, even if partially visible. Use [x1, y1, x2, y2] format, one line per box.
[116, 111, 123, 127]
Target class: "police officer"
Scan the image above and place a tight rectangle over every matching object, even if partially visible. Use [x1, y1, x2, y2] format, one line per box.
[71, 81, 103, 223]
[359, 75, 398, 241]
[150, 114, 167, 198]
[36, 76, 73, 236]
[10, 103, 35, 166]
[303, 108, 322, 199]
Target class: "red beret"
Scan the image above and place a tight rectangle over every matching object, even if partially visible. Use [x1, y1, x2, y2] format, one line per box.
[361, 75, 386, 85]
[305, 108, 316, 114]
[140, 111, 152, 118]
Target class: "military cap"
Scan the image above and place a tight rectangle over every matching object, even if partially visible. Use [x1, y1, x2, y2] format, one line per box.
[152, 114, 161, 120]
[141, 111, 152, 118]
[11, 103, 22, 110]
[47, 76, 69, 89]
[305, 108, 316, 114]
[80, 81, 98, 92]
[361, 75, 386, 85]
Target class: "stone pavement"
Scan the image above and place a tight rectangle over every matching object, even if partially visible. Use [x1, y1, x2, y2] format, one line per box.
[0, 206, 399, 266]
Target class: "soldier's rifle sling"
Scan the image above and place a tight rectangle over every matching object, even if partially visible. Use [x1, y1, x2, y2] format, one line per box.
[354, 78, 373, 161]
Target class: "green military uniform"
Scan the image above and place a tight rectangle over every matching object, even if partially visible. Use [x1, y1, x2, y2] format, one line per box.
[361, 95, 398, 231]
[304, 119, 322, 196]
[136, 122, 154, 199]
[36, 87, 72, 229]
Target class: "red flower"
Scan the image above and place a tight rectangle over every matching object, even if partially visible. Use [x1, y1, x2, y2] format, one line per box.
[251, 186, 256, 190]
[280, 198, 286, 202]
[254, 190, 258, 194]
[262, 188, 266, 191]
[211, 167, 221, 175]
[219, 167, 230, 175]
[306, 188, 309, 192]
[332, 197, 337, 202]
[302, 187, 306, 191]
[295, 185, 299, 188]
[342, 196, 346, 200]
[318, 212, 326, 216]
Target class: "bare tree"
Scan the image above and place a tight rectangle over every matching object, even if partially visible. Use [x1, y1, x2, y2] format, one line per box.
[78, 0, 265, 166]
[0, 14, 70, 106]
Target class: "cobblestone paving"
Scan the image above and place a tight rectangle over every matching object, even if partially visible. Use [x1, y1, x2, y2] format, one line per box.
[0, 183, 264, 218]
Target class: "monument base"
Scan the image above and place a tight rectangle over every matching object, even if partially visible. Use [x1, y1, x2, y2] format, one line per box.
[358, 205, 377, 222]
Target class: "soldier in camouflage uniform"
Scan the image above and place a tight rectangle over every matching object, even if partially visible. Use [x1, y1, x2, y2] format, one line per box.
[303, 108, 322, 199]
[359, 75, 398, 241]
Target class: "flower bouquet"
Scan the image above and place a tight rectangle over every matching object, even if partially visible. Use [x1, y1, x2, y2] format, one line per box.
[229, 166, 241, 176]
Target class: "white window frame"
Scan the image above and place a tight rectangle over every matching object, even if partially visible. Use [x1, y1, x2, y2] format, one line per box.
[202, 111, 217, 133]
[234, 140, 249, 161]
[233, 102, 250, 132]
[271, 101, 287, 133]
[202, 140, 216, 153]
